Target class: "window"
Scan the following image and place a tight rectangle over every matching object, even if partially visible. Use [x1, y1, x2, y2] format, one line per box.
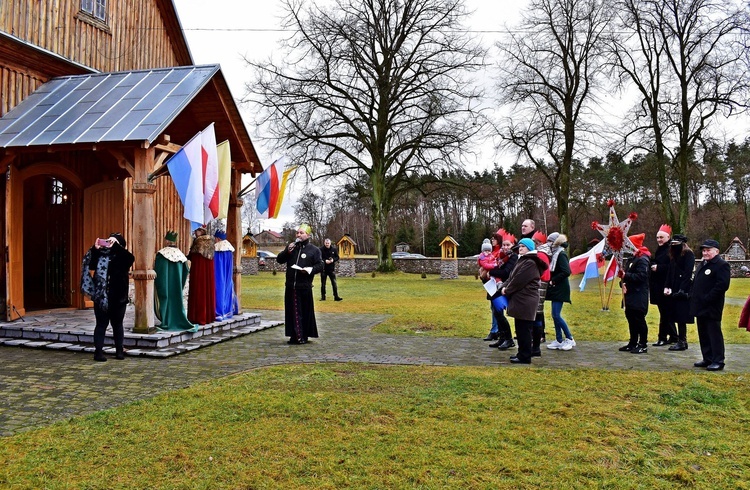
[81, 0, 107, 21]
[50, 178, 68, 205]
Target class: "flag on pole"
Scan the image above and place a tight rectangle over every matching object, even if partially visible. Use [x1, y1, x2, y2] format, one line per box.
[604, 256, 619, 283]
[271, 165, 297, 219]
[572, 240, 606, 291]
[201, 123, 219, 223]
[166, 132, 204, 229]
[256, 157, 291, 218]
[569, 240, 604, 275]
[216, 140, 231, 219]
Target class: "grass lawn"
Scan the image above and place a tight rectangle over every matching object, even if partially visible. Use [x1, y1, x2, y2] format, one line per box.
[242, 270, 750, 344]
[2, 272, 750, 488]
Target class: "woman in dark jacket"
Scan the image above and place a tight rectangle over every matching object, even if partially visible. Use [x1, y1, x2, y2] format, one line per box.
[619, 234, 650, 354]
[545, 233, 575, 350]
[650, 225, 677, 345]
[664, 234, 695, 351]
[81, 233, 135, 362]
[500, 238, 548, 364]
[488, 232, 518, 350]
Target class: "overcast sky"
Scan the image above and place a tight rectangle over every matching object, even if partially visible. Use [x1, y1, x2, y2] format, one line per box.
[171, 0, 749, 231]
[171, 0, 521, 231]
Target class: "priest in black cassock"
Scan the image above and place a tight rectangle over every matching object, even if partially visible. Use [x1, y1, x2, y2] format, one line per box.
[276, 224, 325, 344]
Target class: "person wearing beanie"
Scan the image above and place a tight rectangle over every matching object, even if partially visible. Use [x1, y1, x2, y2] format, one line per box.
[650, 224, 678, 346]
[499, 238, 547, 364]
[663, 234, 694, 351]
[81, 233, 135, 361]
[531, 231, 552, 353]
[619, 234, 651, 354]
[690, 239, 730, 371]
[546, 233, 576, 351]
[214, 229, 239, 321]
[154, 231, 196, 332]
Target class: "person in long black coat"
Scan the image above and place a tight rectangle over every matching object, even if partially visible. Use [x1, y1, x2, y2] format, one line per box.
[663, 235, 695, 351]
[277, 224, 325, 344]
[619, 234, 650, 353]
[650, 225, 677, 345]
[690, 239, 731, 371]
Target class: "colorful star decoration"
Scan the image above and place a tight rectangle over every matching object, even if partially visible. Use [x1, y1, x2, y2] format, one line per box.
[591, 199, 638, 269]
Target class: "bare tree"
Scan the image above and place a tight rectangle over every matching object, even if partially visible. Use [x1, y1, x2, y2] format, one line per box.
[611, 0, 750, 233]
[245, 0, 486, 271]
[496, 0, 613, 234]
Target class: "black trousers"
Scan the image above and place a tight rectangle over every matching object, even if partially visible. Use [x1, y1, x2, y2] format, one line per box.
[656, 302, 677, 341]
[492, 307, 513, 340]
[320, 270, 339, 299]
[625, 308, 648, 347]
[94, 302, 126, 353]
[514, 318, 534, 361]
[696, 316, 725, 364]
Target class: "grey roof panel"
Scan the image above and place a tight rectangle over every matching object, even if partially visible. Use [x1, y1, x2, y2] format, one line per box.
[0, 65, 220, 148]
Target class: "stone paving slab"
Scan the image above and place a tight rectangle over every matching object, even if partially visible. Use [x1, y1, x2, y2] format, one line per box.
[1, 309, 750, 436]
[0, 308, 280, 357]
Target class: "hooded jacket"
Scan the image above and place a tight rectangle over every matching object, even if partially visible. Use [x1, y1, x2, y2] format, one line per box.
[502, 251, 548, 321]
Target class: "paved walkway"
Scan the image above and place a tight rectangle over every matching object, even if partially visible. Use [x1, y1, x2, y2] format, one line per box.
[2, 309, 749, 436]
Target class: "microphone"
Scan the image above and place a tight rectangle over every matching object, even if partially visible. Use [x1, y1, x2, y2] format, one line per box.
[289, 237, 301, 251]
[295, 238, 301, 243]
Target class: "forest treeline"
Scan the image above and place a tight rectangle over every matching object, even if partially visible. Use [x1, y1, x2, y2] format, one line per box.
[286, 138, 750, 258]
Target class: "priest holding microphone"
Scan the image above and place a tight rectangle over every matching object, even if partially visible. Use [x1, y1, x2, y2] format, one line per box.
[276, 224, 325, 344]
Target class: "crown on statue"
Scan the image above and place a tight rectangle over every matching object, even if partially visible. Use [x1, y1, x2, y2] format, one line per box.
[164, 230, 178, 242]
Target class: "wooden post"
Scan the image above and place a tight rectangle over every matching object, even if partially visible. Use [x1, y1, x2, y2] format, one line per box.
[227, 167, 243, 309]
[131, 146, 157, 333]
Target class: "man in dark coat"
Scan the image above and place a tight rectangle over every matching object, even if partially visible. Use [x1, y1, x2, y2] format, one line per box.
[619, 234, 650, 353]
[320, 238, 342, 301]
[277, 224, 325, 344]
[690, 239, 731, 371]
[650, 224, 678, 345]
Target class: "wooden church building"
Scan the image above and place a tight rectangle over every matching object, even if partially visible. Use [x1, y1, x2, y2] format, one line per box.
[0, 1, 262, 330]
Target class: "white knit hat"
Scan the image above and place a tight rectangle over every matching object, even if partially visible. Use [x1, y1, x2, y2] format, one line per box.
[481, 238, 492, 252]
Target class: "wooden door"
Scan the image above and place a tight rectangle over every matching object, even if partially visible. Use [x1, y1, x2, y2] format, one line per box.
[5, 164, 24, 320]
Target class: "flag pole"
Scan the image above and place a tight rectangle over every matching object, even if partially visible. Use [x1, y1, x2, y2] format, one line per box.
[237, 179, 257, 199]
[597, 269, 606, 310]
[605, 277, 617, 310]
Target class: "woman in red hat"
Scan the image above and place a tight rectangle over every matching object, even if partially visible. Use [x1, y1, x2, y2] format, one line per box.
[619, 234, 651, 353]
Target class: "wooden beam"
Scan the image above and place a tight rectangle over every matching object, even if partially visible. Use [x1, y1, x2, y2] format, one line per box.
[0, 152, 16, 175]
[108, 149, 135, 178]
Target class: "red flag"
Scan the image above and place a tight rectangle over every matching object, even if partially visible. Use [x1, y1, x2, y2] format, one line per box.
[604, 256, 619, 283]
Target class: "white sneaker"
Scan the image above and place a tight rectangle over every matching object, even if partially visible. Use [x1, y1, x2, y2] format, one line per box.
[569, 338, 576, 347]
[547, 340, 563, 350]
[561, 338, 574, 351]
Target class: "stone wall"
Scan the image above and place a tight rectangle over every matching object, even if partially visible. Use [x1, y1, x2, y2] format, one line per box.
[241, 256, 480, 276]
[240, 256, 750, 278]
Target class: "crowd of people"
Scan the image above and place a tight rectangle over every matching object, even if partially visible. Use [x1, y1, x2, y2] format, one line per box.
[477, 219, 731, 371]
[478, 220, 575, 364]
[82, 220, 733, 370]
